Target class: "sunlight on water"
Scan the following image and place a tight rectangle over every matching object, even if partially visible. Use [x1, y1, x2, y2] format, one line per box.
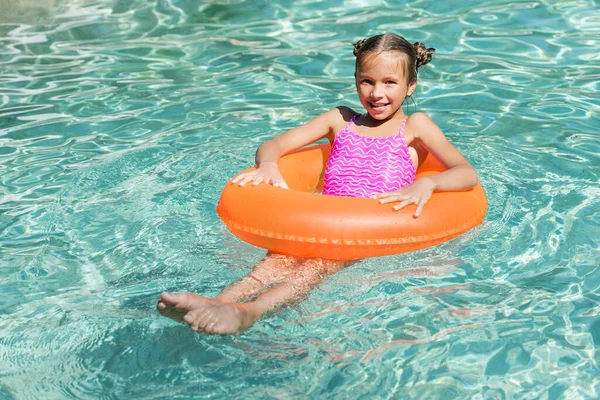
[0, 0, 599, 398]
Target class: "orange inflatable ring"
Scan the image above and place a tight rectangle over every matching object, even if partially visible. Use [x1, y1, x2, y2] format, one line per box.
[217, 144, 487, 260]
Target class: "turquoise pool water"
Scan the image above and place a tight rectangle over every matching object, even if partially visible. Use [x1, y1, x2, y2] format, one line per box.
[1, 0, 599, 398]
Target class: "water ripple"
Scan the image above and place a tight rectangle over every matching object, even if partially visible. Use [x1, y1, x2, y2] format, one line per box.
[1, 0, 599, 398]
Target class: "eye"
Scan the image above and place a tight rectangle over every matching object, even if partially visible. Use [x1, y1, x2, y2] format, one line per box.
[360, 78, 373, 85]
[386, 80, 397, 85]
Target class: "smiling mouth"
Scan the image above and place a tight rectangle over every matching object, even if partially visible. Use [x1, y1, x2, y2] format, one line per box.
[369, 102, 389, 110]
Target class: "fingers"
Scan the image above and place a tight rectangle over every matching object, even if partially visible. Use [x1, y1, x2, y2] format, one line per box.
[392, 199, 414, 211]
[252, 175, 265, 186]
[273, 179, 289, 190]
[391, 197, 428, 217]
[414, 202, 424, 217]
[377, 188, 412, 204]
[377, 193, 427, 217]
[231, 170, 289, 189]
[231, 171, 251, 184]
[378, 194, 414, 210]
[231, 171, 269, 187]
[377, 193, 409, 204]
[231, 171, 257, 186]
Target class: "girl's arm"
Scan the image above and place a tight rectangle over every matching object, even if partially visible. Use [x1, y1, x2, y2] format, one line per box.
[410, 112, 478, 190]
[232, 107, 348, 188]
[376, 112, 478, 216]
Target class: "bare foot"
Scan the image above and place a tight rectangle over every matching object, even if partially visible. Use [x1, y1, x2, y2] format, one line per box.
[157, 292, 260, 334]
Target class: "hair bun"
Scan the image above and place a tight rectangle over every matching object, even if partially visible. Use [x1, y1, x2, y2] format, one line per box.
[353, 38, 367, 56]
[413, 42, 435, 68]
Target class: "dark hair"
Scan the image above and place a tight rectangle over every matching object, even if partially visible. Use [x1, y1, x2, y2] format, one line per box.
[353, 33, 435, 83]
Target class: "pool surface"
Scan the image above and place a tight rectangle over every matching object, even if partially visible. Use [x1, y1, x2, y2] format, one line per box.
[1, 0, 599, 398]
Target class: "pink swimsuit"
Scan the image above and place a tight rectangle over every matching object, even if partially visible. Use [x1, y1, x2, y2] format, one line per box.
[323, 114, 416, 198]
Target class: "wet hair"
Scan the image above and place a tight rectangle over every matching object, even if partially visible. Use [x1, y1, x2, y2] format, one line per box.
[353, 33, 435, 84]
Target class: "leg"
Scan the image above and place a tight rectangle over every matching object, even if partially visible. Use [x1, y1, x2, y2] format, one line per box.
[190, 257, 347, 334]
[156, 252, 287, 324]
[233, 257, 348, 322]
[157, 257, 347, 334]
[216, 253, 294, 303]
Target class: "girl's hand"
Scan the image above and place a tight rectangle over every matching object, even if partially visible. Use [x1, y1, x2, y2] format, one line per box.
[373, 177, 437, 217]
[231, 162, 289, 189]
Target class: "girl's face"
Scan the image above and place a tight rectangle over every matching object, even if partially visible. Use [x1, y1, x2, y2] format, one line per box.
[355, 51, 417, 121]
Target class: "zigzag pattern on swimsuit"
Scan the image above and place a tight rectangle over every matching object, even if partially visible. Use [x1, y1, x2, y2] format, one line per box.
[323, 116, 416, 198]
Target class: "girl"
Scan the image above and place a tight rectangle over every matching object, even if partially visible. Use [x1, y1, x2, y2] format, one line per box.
[157, 33, 479, 334]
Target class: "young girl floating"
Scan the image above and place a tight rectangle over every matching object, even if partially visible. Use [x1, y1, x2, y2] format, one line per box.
[157, 33, 479, 334]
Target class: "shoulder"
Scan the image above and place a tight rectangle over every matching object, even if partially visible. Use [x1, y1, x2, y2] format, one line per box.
[407, 112, 436, 127]
[316, 106, 359, 134]
[406, 112, 445, 139]
[326, 106, 359, 122]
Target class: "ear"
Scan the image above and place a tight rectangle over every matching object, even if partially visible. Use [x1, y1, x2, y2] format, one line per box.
[408, 81, 417, 96]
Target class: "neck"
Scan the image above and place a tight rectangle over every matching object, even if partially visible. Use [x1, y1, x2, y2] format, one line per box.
[362, 109, 407, 126]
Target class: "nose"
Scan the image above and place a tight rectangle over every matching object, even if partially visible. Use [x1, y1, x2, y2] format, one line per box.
[371, 83, 384, 99]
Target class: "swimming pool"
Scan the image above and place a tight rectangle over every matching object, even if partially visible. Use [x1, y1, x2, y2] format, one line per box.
[1, 0, 598, 398]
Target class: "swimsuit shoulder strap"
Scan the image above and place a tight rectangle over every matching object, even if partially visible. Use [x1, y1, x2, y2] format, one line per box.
[344, 114, 360, 130]
[396, 117, 411, 148]
[398, 117, 408, 135]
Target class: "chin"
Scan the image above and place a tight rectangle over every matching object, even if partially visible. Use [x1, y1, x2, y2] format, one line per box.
[367, 111, 392, 120]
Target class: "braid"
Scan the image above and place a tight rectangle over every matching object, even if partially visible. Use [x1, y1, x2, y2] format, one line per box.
[413, 42, 435, 68]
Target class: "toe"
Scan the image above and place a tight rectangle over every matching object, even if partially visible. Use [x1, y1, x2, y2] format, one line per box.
[173, 293, 196, 311]
[160, 292, 187, 307]
[182, 311, 196, 325]
[196, 309, 213, 330]
[203, 315, 220, 334]
[206, 323, 221, 335]
[188, 313, 203, 331]
[159, 292, 173, 301]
